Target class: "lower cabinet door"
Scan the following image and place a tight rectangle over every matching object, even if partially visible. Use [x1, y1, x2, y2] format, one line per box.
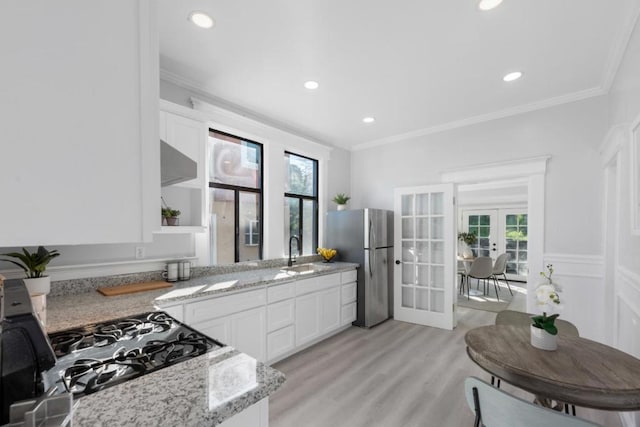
[341, 302, 357, 326]
[295, 293, 320, 346]
[192, 316, 231, 345]
[267, 325, 295, 361]
[231, 306, 267, 362]
[267, 299, 295, 333]
[320, 287, 341, 333]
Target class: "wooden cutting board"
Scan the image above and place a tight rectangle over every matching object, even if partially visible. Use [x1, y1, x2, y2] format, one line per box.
[97, 281, 172, 296]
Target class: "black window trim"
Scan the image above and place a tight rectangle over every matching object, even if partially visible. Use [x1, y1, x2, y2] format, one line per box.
[209, 129, 264, 263]
[284, 150, 319, 256]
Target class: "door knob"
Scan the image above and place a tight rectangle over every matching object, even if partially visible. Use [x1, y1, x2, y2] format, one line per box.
[395, 260, 401, 265]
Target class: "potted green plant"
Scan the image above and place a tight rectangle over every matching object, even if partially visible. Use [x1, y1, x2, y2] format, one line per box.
[1, 246, 60, 295]
[161, 207, 181, 226]
[333, 193, 351, 211]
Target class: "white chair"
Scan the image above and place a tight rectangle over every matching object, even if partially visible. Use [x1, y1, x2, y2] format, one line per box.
[492, 253, 513, 296]
[464, 377, 601, 427]
[464, 257, 497, 300]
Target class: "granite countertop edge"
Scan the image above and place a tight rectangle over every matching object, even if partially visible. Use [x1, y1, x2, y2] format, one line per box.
[154, 261, 359, 306]
[71, 347, 286, 426]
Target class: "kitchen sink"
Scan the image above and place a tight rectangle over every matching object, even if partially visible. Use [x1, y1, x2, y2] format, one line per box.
[281, 263, 327, 275]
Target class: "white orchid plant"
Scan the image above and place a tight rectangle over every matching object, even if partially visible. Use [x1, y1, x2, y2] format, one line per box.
[532, 264, 562, 335]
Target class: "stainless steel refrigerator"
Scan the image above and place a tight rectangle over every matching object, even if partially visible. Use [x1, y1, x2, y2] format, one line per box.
[326, 209, 393, 328]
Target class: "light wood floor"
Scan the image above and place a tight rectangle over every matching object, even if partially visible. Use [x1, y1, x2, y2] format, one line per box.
[270, 303, 622, 426]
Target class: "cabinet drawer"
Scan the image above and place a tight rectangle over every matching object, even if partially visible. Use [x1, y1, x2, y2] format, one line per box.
[296, 273, 341, 296]
[267, 282, 295, 304]
[341, 302, 356, 326]
[341, 269, 357, 284]
[267, 325, 295, 361]
[341, 283, 357, 305]
[267, 299, 295, 332]
[185, 289, 266, 324]
[323, 272, 342, 287]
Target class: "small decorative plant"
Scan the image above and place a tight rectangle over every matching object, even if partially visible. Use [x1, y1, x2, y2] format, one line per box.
[332, 193, 350, 205]
[457, 232, 478, 245]
[161, 207, 181, 218]
[1, 246, 60, 278]
[161, 196, 181, 226]
[532, 264, 562, 335]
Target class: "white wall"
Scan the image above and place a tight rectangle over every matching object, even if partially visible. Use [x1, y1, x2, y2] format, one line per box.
[351, 96, 609, 340]
[0, 80, 350, 281]
[161, 79, 352, 256]
[604, 17, 640, 426]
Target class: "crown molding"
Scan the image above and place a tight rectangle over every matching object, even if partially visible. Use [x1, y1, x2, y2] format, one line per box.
[441, 156, 550, 184]
[160, 68, 334, 149]
[351, 87, 605, 151]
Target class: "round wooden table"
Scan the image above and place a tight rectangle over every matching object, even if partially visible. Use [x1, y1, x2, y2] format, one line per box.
[465, 325, 640, 411]
[495, 310, 580, 337]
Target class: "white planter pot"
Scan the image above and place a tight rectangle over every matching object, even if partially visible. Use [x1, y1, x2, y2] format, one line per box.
[458, 241, 473, 258]
[337, 204, 347, 211]
[530, 325, 558, 351]
[23, 276, 51, 296]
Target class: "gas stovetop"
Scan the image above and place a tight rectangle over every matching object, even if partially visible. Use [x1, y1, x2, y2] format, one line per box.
[44, 312, 223, 397]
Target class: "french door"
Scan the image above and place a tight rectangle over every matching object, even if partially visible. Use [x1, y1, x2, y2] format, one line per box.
[394, 184, 456, 330]
[461, 208, 528, 281]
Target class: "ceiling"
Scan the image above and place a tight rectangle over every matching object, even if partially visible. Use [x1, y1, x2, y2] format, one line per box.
[158, 0, 639, 151]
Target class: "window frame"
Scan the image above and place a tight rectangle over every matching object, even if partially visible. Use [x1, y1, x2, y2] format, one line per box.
[209, 129, 264, 263]
[284, 151, 319, 256]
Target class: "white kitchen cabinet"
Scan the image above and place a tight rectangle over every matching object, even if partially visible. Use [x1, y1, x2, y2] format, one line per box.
[267, 326, 295, 361]
[295, 292, 321, 346]
[193, 306, 266, 362]
[320, 287, 341, 333]
[194, 316, 231, 344]
[160, 268, 358, 364]
[231, 306, 266, 362]
[267, 299, 295, 333]
[340, 272, 358, 326]
[219, 398, 268, 427]
[157, 105, 208, 232]
[0, 0, 160, 246]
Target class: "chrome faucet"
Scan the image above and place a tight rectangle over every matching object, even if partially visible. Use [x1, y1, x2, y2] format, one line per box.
[288, 235, 300, 267]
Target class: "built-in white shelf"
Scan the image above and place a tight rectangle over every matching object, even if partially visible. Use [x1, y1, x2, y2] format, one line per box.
[155, 226, 207, 234]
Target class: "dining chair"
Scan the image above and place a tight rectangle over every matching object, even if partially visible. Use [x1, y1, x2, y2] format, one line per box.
[465, 257, 497, 300]
[464, 377, 601, 427]
[491, 253, 513, 296]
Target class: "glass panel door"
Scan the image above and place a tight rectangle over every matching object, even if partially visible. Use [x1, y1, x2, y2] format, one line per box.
[462, 210, 498, 260]
[394, 184, 455, 330]
[500, 209, 528, 281]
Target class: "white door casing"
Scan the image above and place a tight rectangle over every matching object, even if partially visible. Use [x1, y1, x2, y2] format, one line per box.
[394, 184, 456, 330]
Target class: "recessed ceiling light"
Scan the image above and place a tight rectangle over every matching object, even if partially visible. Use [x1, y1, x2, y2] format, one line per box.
[363, 117, 375, 124]
[478, 0, 503, 11]
[503, 71, 523, 82]
[304, 81, 319, 90]
[188, 11, 214, 29]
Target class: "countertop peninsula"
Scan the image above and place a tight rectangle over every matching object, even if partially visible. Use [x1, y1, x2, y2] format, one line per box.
[45, 261, 357, 426]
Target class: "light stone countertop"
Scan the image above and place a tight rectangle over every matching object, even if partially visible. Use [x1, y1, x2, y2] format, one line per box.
[45, 261, 358, 426]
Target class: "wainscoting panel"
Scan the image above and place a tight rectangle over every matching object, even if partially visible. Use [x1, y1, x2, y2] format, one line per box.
[541, 253, 605, 342]
[615, 266, 640, 427]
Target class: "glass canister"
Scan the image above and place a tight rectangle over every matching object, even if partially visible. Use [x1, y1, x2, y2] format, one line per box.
[179, 260, 191, 281]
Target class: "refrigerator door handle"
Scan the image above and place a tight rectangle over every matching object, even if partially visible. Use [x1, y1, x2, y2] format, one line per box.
[369, 220, 374, 276]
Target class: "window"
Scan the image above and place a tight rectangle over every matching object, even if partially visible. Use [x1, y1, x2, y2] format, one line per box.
[245, 220, 259, 246]
[209, 130, 263, 263]
[284, 152, 318, 256]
